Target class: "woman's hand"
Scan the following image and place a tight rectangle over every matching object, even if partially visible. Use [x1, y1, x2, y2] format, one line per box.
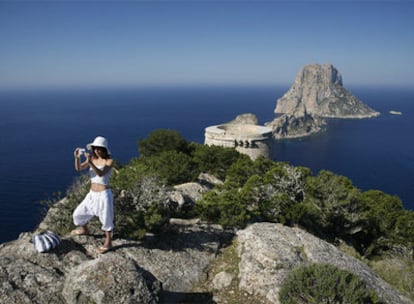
[85, 152, 92, 163]
[74, 148, 87, 158]
[74, 150, 90, 171]
[74, 148, 81, 158]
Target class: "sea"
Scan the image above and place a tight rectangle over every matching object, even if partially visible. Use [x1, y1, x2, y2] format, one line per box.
[1, 85, 413, 244]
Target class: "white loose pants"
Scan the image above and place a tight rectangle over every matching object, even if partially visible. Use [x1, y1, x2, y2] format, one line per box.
[73, 189, 114, 231]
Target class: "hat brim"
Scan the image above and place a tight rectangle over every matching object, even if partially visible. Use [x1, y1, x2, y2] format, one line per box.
[87, 143, 111, 155]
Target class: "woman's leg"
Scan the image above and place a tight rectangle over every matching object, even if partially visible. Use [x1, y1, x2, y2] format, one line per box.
[72, 192, 93, 234]
[97, 190, 114, 252]
[103, 230, 112, 248]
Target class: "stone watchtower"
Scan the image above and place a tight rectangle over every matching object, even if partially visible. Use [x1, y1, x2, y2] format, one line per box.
[204, 123, 273, 160]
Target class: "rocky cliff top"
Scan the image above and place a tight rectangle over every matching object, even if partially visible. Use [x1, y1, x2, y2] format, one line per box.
[0, 219, 232, 304]
[275, 64, 380, 118]
[1, 219, 412, 304]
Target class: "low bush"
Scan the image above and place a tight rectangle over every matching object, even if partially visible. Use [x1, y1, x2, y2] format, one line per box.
[138, 129, 191, 157]
[279, 263, 382, 304]
[196, 161, 310, 228]
[139, 150, 197, 185]
[114, 174, 170, 239]
[370, 258, 414, 300]
[195, 189, 253, 228]
[191, 143, 246, 181]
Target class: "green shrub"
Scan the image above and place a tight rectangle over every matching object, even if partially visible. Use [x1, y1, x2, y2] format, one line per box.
[225, 157, 259, 187]
[394, 211, 414, 245]
[139, 150, 197, 185]
[370, 258, 414, 300]
[191, 144, 245, 181]
[302, 171, 383, 254]
[284, 201, 324, 235]
[237, 163, 309, 224]
[138, 129, 191, 157]
[196, 189, 252, 228]
[361, 190, 403, 234]
[279, 263, 382, 304]
[196, 161, 314, 228]
[110, 158, 146, 190]
[113, 151, 197, 187]
[114, 175, 170, 239]
[305, 170, 356, 208]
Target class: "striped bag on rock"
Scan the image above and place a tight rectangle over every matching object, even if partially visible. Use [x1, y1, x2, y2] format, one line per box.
[32, 231, 61, 253]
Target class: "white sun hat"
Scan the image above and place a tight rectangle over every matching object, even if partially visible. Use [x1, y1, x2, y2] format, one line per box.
[87, 136, 111, 154]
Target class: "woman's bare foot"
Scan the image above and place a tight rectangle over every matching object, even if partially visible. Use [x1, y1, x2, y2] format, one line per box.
[99, 230, 113, 253]
[70, 226, 89, 236]
[97, 245, 112, 254]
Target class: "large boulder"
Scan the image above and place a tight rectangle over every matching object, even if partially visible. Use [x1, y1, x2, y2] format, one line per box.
[0, 233, 161, 304]
[237, 223, 412, 304]
[169, 173, 223, 209]
[62, 254, 159, 304]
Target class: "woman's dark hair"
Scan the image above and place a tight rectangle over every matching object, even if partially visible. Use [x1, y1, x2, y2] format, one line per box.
[92, 146, 111, 159]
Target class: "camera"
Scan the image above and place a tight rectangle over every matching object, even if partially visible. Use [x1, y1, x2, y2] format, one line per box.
[78, 148, 86, 156]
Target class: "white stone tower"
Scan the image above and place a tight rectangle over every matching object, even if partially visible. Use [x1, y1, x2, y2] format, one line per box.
[204, 123, 273, 160]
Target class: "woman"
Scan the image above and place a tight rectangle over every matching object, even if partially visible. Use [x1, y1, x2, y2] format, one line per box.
[72, 136, 114, 254]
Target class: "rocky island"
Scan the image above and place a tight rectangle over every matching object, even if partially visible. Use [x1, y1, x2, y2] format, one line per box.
[203, 64, 380, 151]
[267, 63, 380, 139]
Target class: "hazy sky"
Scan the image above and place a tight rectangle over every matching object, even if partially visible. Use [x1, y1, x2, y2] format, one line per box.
[1, 0, 413, 89]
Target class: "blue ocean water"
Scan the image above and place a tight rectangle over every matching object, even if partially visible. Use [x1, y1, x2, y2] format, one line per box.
[0, 85, 413, 244]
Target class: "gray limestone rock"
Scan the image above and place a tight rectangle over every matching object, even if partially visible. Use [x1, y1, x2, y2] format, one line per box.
[0, 232, 162, 304]
[266, 112, 326, 139]
[62, 253, 159, 304]
[2, 201, 412, 304]
[237, 222, 412, 304]
[124, 222, 231, 294]
[275, 64, 380, 118]
[172, 182, 208, 207]
[197, 173, 224, 188]
[211, 271, 234, 290]
[228, 113, 259, 125]
[0, 218, 231, 304]
[168, 173, 222, 209]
